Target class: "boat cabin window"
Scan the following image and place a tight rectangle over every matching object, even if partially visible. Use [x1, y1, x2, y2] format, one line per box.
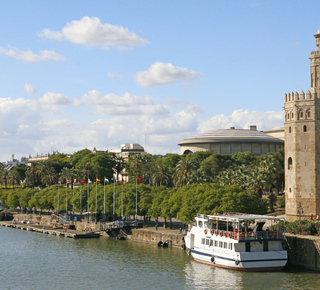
[219, 241, 223, 248]
[214, 240, 218, 247]
[210, 239, 213, 247]
[204, 221, 208, 228]
[206, 239, 210, 245]
[201, 238, 205, 244]
[224, 242, 228, 249]
[198, 220, 203, 228]
[228, 243, 233, 250]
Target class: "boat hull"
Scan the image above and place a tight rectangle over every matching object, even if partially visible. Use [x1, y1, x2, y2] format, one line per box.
[188, 248, 287, 271]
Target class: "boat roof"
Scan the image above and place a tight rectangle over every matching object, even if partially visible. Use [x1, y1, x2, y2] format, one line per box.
[196, 213, 285, 222]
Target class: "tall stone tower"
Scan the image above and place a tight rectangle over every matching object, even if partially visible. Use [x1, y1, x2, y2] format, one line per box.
[284, 29, 320, 221]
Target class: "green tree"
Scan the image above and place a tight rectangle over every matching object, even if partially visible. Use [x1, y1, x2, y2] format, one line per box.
[173, 156, 196, 188]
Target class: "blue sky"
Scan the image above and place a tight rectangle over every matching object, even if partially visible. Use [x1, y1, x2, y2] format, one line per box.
[0, 1, 319, 161]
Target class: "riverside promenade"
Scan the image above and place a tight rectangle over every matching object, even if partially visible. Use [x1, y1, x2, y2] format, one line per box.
[1, 213, 186, 247]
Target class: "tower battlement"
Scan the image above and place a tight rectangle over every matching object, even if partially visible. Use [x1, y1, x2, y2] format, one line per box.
[310, 50, 320, 56]
[284, 90, 314, 103]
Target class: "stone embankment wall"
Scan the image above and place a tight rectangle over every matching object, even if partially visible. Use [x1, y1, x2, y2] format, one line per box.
[129, 227, 186, 248]
[285, 234, 320, 270]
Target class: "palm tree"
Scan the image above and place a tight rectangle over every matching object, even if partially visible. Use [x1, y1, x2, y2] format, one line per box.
[38, 162, 57, 186]
[0, 166, 9, 188]
[260, 155, 278, 193]
[25, 162, 41, 188]
[173, 157, 196, 188]
[113, 156, 125, 181]
[8, 170, 20, 189]
[248, 167, 266, 197]
[152, 165, 172, 186]
[81, 163, 94, 183]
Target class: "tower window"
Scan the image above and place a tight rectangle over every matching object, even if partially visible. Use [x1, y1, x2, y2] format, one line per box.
[300, 112, 303, 118]
[308, 111, 311, 118]
[303, 125, 307, 132]
[288, 157, 293, 170]
[292, 113, 294, 119]
[289, 126, 291, 133]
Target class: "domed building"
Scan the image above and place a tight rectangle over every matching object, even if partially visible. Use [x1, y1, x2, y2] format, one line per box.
[178, 125, 284, 156]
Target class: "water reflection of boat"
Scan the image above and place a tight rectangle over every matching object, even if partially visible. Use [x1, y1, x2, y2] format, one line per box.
[184, 213, 287, 271]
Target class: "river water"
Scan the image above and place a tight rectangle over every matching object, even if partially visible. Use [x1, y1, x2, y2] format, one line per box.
[1, 227, 319, 290]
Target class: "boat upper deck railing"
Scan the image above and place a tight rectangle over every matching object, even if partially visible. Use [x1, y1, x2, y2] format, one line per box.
[196, 213, 285, 222]
[189, 225, 285, 241]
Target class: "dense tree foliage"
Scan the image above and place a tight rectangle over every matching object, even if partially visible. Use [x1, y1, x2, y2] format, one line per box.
[0, 148, 285, 223]
[0, 183, 268, 224]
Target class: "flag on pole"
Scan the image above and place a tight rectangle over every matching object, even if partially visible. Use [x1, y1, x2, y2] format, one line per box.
[122, 179, 125, 185]
[81, 179, 85, 184]
[67, 180, 72, 184]
[96, 178, 101, 183]
[104, 178, 109, 184]
[137, 177, 142, 183]
[58, 180, 61, 184]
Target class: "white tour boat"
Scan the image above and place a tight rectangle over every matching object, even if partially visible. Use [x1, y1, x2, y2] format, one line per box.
[184, 213, 288, 271]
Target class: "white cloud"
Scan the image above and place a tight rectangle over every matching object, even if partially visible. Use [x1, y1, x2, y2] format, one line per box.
[0, 91, 285, 162]
[134, 62, 202, 87]
[81, 90, 169, 115]
[198, 109, 284, 133]
[0, 46, 65, 62]
[107, 72, 122, 79]
[24, 84, 37, 95]
[39, 16, 149, 50]
[40, 92, 73, 105]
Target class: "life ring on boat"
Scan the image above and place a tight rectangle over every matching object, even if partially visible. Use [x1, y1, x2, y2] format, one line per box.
[228, 232, 232, 238]
[219, 231, 223, 237]
[224, 231, 227, 238]
[215, 230, 218, 236]
[210, 229, 214, 236]
[211, 256, 215, 263]
[204, 229, 207, 235]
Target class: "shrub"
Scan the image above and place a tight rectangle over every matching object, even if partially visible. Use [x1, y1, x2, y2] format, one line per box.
[277, 196, 285, 208]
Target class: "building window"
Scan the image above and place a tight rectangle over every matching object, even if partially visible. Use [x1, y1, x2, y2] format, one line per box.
[292, 113, 294, 119]
[308, 111, 311, 118]
[288, 157, 293, 170]
[289, 126, 291, 133]
[287, 113, 290, 120]
[300, 112, 303, 118]
[303, 125, 307, 132]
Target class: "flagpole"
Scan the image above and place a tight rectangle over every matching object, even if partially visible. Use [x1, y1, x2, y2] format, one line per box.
[113, 178, 115, 225]
[66, 180, 68, 220]
[135, 176, 138, 228]
[57, 182, 60, 215]
[80, 182, 82, 220]
[121, 180, 123, 221]
[95, 178, 98, 224]
[72, 180, 75, 224]
[104, 177, 106, 226]
[87, 179, 89, 223]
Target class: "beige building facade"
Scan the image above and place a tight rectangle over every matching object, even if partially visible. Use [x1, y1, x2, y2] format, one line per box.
[179, 125, 284, 156]
[284, 29, 320, 221]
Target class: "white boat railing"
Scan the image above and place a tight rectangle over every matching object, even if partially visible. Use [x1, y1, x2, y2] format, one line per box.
[201, 228, 285, 241]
